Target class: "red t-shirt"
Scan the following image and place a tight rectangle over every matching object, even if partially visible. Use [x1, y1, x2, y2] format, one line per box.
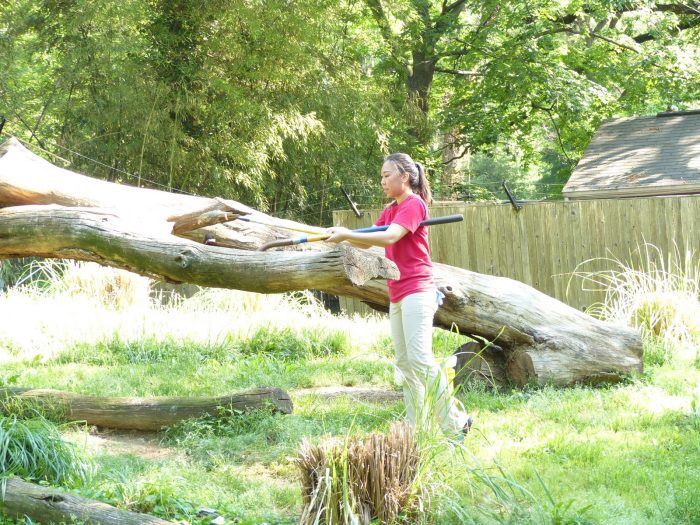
[375, 193, 434, 303]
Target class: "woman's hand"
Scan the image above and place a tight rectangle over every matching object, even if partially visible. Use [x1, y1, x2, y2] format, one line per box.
[324, 226, 352, 244]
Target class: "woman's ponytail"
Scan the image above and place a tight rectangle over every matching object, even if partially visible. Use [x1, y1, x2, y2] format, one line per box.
[413, 161, 432, 204]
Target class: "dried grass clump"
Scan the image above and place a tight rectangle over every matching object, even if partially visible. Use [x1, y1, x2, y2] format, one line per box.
[60, 261, 151, 309]
[296, 421, 422, 525]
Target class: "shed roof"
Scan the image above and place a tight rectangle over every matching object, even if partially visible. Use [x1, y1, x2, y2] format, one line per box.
[562, 110, 700, 199]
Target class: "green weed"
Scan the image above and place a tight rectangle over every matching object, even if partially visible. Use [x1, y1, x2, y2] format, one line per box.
[0, 413, 93, 487]
[237, 325, 350, 360]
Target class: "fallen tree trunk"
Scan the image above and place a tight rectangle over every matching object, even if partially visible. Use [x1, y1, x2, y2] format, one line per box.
[0, 387, 292, 430]
[0, 205, 397, 291]
[1, 476, 176, 525]
[0, 136, 643, 386]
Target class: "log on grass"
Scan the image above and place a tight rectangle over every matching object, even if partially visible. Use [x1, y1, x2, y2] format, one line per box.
[0, 387, 292, 431]
[0, 136, 644, 386]
[1, 476, 175, 525]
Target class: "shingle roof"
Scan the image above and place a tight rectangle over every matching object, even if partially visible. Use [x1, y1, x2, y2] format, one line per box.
[562, 110, 700, 199]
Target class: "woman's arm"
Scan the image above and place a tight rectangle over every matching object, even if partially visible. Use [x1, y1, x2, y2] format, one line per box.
[325, 223, 409, 249]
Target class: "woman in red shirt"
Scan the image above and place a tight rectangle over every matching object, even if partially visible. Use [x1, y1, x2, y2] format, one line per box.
[326, 153, 472, 439]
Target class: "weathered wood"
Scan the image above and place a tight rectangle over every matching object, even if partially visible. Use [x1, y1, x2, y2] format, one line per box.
[171, 209, 243, 235]
[0, 136, 644, 386]
[1, 476, 176, 525]
[0, 387, 293, 430]
[432, 265, 643, 386]
[0, 205, 397, 290]
[333, 270, 643, 387]
[453, 342, 508, 389]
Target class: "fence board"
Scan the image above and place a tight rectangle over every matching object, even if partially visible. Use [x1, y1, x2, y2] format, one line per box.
[333, 195, 700, 313]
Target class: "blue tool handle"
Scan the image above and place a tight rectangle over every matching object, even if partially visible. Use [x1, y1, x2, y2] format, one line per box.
[353, 214, 464, 233]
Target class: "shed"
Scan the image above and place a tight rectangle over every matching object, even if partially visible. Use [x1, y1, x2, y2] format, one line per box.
[562, 109, 700, 200]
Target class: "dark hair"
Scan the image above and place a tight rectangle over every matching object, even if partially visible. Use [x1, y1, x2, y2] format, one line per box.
[384, 153, 432, 204]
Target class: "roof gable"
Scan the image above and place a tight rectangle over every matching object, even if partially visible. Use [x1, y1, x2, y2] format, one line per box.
[563, 111, 700, 199]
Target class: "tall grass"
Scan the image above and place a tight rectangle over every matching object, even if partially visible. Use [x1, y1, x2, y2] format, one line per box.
[570, 242, 700, 364]
[0, 259, 386, 367]
[13, 259, 151, 309]
[0, 411, 93, 487]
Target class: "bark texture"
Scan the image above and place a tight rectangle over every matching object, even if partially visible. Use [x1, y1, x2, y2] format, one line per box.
[1, 387, 292, 431]
[1, 476, 176, 524]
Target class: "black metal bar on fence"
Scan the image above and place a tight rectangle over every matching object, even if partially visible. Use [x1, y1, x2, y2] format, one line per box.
[502, 181, 523, 211]
[340, 186, 363, 218]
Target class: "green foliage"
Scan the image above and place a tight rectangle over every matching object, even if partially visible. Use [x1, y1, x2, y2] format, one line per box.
[0, 413, 93, 487]
[54, 335, 230, 366]
[237, 326, 350, 361]
[163, 405, 282, 444]
[0, 260, 29, 291]
[90, 465, 196, 519]
[691, 386, 700, 432]
[3, 0, 699, 215]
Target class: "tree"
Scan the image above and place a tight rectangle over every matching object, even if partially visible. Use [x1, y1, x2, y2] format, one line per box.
[0, 0, 391, 220]
[363, 0, 700, 190]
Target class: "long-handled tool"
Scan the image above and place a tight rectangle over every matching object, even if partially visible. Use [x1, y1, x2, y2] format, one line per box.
[258, 214, 464, 251]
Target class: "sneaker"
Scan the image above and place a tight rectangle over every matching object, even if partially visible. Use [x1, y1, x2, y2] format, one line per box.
[454, 416, 473, 443]
[462, 416, 473, 436]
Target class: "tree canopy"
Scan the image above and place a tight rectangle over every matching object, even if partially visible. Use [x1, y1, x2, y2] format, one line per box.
[1, 0, 699, 220]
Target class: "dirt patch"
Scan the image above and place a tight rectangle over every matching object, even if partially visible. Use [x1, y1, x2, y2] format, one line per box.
[65, 428, 175, 460]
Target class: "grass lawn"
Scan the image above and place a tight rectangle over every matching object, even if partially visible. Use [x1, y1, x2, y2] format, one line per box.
[1, 265, 699, 524]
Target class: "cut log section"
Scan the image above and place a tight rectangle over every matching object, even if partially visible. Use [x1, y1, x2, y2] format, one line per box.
[0, 387, 292, 431]
[0, 136, 644, 386]
[453, 341, 508, 389]
[1, 476, 176, 525]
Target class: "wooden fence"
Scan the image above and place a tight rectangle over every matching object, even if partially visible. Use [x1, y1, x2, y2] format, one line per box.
[333, 195, 700, 314]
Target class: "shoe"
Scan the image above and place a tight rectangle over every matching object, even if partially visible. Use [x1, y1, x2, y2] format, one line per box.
[462, 416, 473, 436]
[454, 416, 473, 443]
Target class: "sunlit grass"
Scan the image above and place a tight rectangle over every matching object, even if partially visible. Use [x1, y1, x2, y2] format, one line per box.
[0, 412, 93, 488]
[1, 260, 700, 524]
[0, 260, 389, 368]
[571, 242, 700, 365]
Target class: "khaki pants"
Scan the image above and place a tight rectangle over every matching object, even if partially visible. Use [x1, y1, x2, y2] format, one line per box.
[390, 290, 470, 434]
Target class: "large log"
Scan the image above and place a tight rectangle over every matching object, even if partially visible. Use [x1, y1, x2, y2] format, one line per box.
[1, 476, 176, 525]
[0, 205, 397, 291]
[0, 387, 293, 431]
[0, 137, 643, 386]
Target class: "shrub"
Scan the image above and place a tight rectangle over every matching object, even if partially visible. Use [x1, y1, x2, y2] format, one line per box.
[0, 413, 93, 487]
[296, 421, 422, 525]
[572, 242, 700, 364]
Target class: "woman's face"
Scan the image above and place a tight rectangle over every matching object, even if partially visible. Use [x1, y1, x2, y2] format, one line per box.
[380, 161, 409, 199]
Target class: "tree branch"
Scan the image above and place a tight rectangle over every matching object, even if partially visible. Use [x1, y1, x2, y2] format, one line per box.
[442, 145, 470, 164]
[434, 66, 480, 77]
[565, 28, 641, 53]
[634, 16, 700, 42]
[532, 104, 574, 164]
[442, 0, 468, 15]
[364, 0, 399, 51]
[655, 2, 700, 15]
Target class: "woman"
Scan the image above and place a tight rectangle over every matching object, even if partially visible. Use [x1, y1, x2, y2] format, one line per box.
[325, 153, 472, 439]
